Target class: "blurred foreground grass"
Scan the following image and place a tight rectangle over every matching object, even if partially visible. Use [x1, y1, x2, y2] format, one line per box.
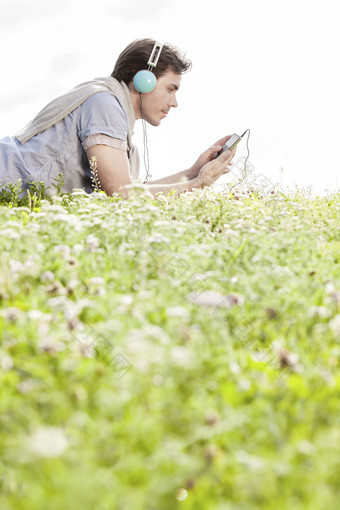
[0, 187, 340, 509]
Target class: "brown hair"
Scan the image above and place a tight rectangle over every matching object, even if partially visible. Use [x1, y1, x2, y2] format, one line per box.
[111, 38, 191, 84]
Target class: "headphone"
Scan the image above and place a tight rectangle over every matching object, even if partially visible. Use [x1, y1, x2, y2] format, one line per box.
[133, 41, 163, 93]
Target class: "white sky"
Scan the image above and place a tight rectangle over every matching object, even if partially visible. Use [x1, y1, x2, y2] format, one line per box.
[0, 0, 339, 195]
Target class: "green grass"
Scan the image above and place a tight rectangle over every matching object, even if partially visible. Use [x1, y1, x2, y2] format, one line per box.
[0, 186, 340, 509]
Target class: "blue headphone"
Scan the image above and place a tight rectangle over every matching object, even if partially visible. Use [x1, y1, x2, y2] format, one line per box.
[133, 41, 163, 94]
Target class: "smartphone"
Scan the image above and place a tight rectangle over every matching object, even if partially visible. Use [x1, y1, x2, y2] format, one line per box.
[216, 130, 247, 157]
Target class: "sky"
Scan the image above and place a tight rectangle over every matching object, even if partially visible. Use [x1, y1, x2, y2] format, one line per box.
[0, 0, 339, 195]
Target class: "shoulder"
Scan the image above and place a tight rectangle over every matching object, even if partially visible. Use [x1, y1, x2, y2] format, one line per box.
[81, 92, 127, 114]
[77, 92, 129, 142]
[79, 91, 129, 126]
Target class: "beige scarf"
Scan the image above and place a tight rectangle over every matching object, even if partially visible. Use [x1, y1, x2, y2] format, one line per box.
[15, 77, 140, 180]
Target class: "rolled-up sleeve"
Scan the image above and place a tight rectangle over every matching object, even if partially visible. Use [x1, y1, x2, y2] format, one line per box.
[82, 134, 127, 151]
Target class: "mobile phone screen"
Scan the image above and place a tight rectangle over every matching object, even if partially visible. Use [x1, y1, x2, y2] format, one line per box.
[215, 130, 248, 158]
[225, 134, 241, 151]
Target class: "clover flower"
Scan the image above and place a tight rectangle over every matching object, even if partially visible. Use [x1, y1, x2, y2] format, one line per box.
[27, 427, 68, 458]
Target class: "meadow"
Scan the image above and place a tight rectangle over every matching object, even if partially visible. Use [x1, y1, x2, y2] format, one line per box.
[0, 182, 340, 509]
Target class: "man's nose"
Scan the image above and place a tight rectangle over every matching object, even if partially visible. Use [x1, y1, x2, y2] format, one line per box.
[170, 95, 178, 108]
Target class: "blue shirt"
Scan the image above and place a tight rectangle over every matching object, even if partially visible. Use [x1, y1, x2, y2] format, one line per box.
[0, 92, 129, 194]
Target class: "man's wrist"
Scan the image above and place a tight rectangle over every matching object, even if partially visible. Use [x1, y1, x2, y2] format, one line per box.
[186, 165, 199, 181]
[191, 177, 203, 190]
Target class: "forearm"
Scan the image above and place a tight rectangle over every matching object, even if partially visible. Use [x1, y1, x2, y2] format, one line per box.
[123, 176, 203, 199]
[146, 166, 196, 185]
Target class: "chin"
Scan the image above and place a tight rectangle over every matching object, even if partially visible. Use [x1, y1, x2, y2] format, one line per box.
[147, 118, 161, 127]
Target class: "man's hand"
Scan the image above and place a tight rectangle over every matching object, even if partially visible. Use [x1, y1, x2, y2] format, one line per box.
[196, 145, 236, 188]
[189, 135, 235, 178]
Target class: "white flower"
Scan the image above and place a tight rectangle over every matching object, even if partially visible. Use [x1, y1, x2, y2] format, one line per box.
[230, 361, 241, 374]
[41, 271, 55, 282]
[54, 245, 71, 259]
[327, 290, 340, 304]
[28, 427, 68, 458]
[94, 287, 106, 296]
[40, 204, 65, 213]
[51, 196, 63, 203]
[0, 228, 20, 239]
[38, 337, 65, 354]
[9, 259, 24, 274]
[71, 189, 88, 197]
[120, 295, 133, 306]
[297, 440, 316, 455]
[17, 379, 36, 395]
[153, 374, 164, 386]
[142, 325, 170, 345]
[2, 307, 22, 322]
[187, 290, 244, 308]
[235, 450, 265, 470]
[1, 354, 13, 371]
[166, 306, 191, 321]
[53, 213, 79, 226]
[72, 243, 84, 255]
[330, 315, 340, 338]
[73, 338, 96, 359]
[90, 276, 105, 286]
[187, 290, 224, 307]
[170, 346, 194, 367]
[86, 234, 100, 251]
[308, 306, 331, 319]
[27, 310, 44, 321]
[175, 489, 188, 502]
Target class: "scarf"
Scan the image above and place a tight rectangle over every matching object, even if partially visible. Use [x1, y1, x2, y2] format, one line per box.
[15, 77, 140, 180]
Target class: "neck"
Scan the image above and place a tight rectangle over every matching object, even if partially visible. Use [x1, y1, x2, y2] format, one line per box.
[127, 82, 143, 120]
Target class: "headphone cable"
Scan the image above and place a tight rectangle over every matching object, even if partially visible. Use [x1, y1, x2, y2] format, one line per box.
[139, 93, 152, 184]
[229, 129, 251, 192]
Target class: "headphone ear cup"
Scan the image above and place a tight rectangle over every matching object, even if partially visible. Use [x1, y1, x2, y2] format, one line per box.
[133, 70, 157, 93]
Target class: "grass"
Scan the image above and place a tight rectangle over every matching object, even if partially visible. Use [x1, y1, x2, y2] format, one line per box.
[0, 184, 340, 509]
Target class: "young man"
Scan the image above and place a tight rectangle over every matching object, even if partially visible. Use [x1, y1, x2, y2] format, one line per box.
[0, 38, 235, 199]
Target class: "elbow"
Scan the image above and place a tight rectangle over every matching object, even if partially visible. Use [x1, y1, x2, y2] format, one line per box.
[100, 183, 129, 200]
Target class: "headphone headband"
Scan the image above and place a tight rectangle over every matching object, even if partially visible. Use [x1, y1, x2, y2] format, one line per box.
[133, 40, 163, 94]
[147, 41, 163, 69]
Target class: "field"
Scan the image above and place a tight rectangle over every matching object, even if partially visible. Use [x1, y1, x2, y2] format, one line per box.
[1, 184, 340, 509]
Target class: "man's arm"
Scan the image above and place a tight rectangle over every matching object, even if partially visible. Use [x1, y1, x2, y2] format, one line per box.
[146, 167, 196, 185]
[146, 135, 233, 185]
[86, 145, 132, 195]
[86, 145, 202, 199]
[86, 142, 233, 199]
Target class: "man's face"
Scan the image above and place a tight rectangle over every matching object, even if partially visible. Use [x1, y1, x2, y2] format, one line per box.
[140, 70, 181, 126]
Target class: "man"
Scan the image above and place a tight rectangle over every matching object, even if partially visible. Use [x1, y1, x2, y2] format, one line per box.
[0, 38, 235, 199]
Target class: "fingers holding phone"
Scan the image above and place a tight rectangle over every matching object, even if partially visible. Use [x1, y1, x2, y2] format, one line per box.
[213, 132, 246, 159]
[197, 148, 234, 187]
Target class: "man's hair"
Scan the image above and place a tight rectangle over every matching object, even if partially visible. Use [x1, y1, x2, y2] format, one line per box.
[111, 38, 192, 84]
